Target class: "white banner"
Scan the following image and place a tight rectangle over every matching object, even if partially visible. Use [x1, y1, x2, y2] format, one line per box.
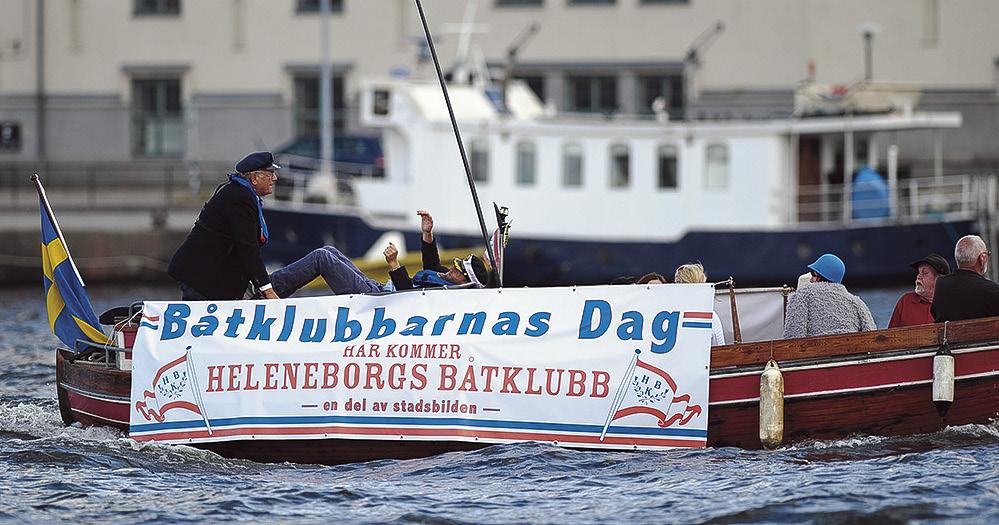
[129, 284, 714, 450]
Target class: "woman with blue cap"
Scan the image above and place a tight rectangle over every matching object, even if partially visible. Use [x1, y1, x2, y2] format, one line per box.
[783, 253, 876, 339]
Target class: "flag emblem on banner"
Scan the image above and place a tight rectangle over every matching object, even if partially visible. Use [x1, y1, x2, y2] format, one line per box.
[613, 358, 702, 427]
[35, 177, 109, 351]
[601, 351, 703, 440]
[135, 350, 211, 434]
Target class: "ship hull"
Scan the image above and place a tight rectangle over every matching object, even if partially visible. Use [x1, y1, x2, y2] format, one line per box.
[261, 206, 978, 286]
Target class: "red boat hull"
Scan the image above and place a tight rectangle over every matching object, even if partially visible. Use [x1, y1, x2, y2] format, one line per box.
[56, 317, 999, 464]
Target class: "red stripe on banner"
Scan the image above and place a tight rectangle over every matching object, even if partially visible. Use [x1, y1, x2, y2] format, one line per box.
[683, 312, 713, 319]
[132, 425, 706, 448]
[142, 315, 160, 321]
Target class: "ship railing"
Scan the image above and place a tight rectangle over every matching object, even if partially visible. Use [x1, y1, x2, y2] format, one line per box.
[272, 153, 380, 207]
[794, 173, 994, 225]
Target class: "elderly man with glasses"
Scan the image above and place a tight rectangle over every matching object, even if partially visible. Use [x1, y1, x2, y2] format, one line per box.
[169, 151, 407, 301]
[930, 235, 999, 322]
[169, 151, 284, 300]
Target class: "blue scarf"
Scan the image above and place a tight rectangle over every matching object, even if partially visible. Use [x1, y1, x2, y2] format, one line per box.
[413, 269, 451, 288]
[228, 173, 269, 244]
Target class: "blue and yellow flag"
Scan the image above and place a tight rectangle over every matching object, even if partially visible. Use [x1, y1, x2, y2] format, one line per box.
[38, 190, 109, 350]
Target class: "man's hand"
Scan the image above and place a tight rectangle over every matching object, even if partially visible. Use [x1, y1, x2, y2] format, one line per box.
[384, 242, 400, 270]
[263, 288, 280, 300]
[417, 210, 434, 243]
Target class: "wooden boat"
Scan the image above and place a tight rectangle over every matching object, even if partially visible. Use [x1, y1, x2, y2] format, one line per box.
[56, 315, 999, 464]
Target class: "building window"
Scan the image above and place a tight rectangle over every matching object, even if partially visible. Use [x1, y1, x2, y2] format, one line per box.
[514, 75, 545, 103]
[469, 139, 489, 182]
[566, 75, 617, 113]
[0, 122, 22, 153]
[132, 78, 183, 157]
[293, 75, 346, 137]
[563, 143, 584, 187]
[497, 0, 543, 5]
[657, 145, 678, 189]
[610, 144, 629, 188]
[296, 0, 343, 13]
[638, 75, 684, 119]
[705, 143, 729, 190]
[516, 141, 536, 186]
[134, 0, 180, 16]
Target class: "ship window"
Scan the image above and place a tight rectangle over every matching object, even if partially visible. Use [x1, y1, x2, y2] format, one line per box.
[516, 141, 536, 186]
[705, 143, 729, 190]
[657, 145, 678, 189]
[373, 89, 390, 116]
[562, 143, 584, 187]
[470, 138, 489, 182]
[610, 144, 630, 188]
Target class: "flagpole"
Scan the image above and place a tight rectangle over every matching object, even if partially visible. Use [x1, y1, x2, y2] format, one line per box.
[186, 348, 213, 436]
[600, 349, 640, 442]
[412, 0, 501, 286]
[31, 174, 86, 287]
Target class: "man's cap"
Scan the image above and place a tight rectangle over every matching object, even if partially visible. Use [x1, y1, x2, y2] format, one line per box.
[235, 151, 280, 174]
[459, 255, 490, 288]
[910, 253, 950, 276]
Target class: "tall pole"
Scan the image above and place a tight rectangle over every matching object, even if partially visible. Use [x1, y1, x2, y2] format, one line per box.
[319, 0, 334, 193]
[36, 0, 46, 161]
[412, 0, 501, 286]
[862, 28, 874, 82]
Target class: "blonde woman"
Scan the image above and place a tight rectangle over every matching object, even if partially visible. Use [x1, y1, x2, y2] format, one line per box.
[674, 263, 726, 346]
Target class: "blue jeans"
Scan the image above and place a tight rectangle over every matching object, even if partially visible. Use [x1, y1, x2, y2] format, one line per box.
[269, 246, 385, 298]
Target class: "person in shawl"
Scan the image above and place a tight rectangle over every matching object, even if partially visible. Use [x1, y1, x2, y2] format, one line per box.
[169, 151, 283, 300]
[383, 210, 490, 291]
[169, 152, 488, 300]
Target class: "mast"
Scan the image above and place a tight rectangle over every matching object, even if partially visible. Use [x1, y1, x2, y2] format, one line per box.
[412, 0, 501, 286]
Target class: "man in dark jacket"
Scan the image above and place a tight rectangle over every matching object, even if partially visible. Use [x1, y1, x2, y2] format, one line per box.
[169, 151, 280, 300]
[383, 210, 490, 290]
[170, 151, 391, 301]
[931, 235, 999, 322]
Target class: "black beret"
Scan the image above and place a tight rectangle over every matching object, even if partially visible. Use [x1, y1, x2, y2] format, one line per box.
[235, 151, 280, 173]
[910, 253, 950, 275]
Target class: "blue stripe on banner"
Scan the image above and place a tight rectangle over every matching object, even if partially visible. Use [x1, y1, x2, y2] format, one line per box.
[139, 322, 159, 330]
[130, 415, 708, 438]
[681, 322, 713, 329]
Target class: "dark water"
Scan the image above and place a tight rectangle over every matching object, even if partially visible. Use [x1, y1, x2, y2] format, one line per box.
[2, 285, 997, 525]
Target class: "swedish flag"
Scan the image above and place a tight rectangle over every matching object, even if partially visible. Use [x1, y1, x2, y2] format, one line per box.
[38, 185, 109, 350]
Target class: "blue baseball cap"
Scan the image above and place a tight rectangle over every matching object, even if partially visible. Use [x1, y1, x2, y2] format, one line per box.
[235, 151, 280, 174]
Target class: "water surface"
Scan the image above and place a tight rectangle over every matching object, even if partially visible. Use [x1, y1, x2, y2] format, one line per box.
[1, 285, 995, 524]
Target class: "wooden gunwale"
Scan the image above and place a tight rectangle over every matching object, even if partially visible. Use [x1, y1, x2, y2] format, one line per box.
[708, 317, 999, 369]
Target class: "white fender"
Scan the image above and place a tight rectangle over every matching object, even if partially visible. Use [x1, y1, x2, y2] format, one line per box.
[759, 359, 784, 450]
[932, 346, 955, 416]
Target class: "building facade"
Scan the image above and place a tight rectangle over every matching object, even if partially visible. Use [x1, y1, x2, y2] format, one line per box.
[1, 0, 997, 172]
